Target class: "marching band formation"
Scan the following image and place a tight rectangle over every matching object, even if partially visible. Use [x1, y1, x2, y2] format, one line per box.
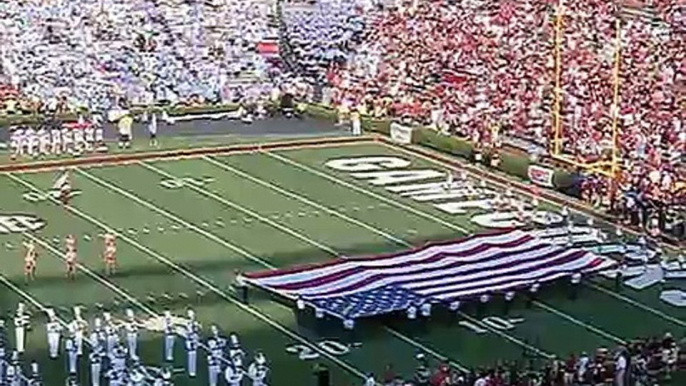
[9, 118, 106, 160]
[1, 303, 270, 386]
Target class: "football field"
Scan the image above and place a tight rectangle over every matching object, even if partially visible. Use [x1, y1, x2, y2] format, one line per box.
[0, 139, 684, 386]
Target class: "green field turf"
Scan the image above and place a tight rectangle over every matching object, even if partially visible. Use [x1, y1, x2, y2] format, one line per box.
[0, 140, 684, 386]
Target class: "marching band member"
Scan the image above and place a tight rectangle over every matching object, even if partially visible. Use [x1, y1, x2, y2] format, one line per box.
[185, 330, 199, 378]
[90, 318, 105, 358]
[163, 310, 175, 362]
[124, 309, 140, 360]
[65, 334, 78, 376]
[103, 312, 119, 357]
[0, 340, 6, 383]
[29, 361, 43, 386]
[228, 332, 245, 364]
[185, 309, 200, 337]
[50, 125, 62, 155]
[208, 352, 222, 386]
[73, 125, 85, 155]
[70, 307, 87, 356]
[110, 344, 127, 373]
[10, 127, 24, 159]
[224, 363, 244, 386]
[24, 240, 38, 281]
[248, 352, 269, 386]
[89, 350, 102, 386]
[26, 126, 38, 158]
[38, 127, 50, 157]
[14, 302, 30, 354]
[61, 125, 73, 155]
[84, 123, 95, 152]
[209, 325, 226, 361]
[46, 308, 62, 359]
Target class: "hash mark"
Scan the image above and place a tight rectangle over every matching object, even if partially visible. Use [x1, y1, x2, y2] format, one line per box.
[83, 234, 92, 241]
[127, 229, 137, 236]
[142, 227, 150, 234]
[298, 212, 306, 217]
[5, 242, 14, 250]
[178, 293, 189, 299]
[215, 220, 224, 227]
[171, 224, 182, 231]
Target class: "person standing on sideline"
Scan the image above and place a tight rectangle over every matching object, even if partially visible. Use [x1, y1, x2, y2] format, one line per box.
[117, 113, 133, 149]
[351, 108, 362, 136]
[148, 111, 158, 147]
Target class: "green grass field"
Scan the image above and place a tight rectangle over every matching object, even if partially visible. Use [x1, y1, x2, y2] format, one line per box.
[0, 139, 684, 386]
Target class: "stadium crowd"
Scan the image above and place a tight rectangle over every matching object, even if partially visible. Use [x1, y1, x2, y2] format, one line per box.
[310, 0, 683, 233]
[369, 332, 684, 386]
[0, 0, 281, 113]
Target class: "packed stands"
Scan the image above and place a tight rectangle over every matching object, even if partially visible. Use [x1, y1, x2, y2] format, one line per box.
[0, 0, 281, 113]
[311, 0, 683, 235]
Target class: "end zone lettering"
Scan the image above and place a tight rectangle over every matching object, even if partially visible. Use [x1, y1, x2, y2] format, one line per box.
[0, 215, 46, 234]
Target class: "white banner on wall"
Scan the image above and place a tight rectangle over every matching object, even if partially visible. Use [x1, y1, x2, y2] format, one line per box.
[390, 122, 414, 144]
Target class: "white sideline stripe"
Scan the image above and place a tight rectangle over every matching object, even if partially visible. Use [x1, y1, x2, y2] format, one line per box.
[265, 151, 470, 234]
[142, 159, 469, 371]
[139, 162, 339, 256]
[262, 151, 631, 350]
[203, 155, 555, 359]
[533, 301, 626, 344]
[8, 173, 370, 381]
[375, 142, 686, 329]
[203, 156, 409, 246]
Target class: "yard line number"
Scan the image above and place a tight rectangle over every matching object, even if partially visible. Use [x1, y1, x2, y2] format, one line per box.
[159, 177, 215, 190]
[459, 316, 525, 335]
[23, 190, 81, 203]
[286, 340, 353, 360]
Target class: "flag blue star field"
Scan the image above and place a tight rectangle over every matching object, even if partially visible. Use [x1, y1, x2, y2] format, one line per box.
[244, 229, 615, 319]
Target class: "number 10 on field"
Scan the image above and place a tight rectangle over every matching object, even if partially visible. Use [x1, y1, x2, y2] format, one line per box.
[459, 316, 524, 335]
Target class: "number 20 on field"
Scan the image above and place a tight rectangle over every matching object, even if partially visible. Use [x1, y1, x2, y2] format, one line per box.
[459, 316, 524, 335]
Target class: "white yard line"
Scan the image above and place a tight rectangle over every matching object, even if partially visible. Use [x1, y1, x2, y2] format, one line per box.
[23, 232, 158, 316]
[260, 151, 638, 348]
[141, 159, 470, 372]
[203, 156, 409, 246]
[263, 152, 471, 234]
[587, 282, 686, 328]
[533, 301, 626, 344]
[78, 169, 277, 270]
[8, 173, 371, 382]
[139, 162, 339, 256]
[202, 156, 559, 359]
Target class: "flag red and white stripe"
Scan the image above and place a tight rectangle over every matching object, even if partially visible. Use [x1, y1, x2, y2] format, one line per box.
[245, 229, 615, 303]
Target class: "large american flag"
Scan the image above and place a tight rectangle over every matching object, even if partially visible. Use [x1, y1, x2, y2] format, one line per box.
[245, 230, 615, 319]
